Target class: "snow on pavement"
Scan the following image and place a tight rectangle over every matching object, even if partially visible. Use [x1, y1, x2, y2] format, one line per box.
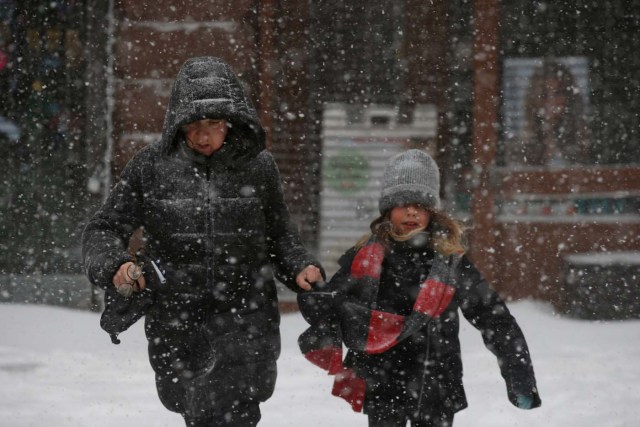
[1, 300, 639, 426]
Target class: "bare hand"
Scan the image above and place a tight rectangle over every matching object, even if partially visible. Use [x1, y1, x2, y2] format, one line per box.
[295, 265, 323, 291]
[112, 262, 146, 295]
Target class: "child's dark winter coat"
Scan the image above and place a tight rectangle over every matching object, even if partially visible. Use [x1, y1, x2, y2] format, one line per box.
[82, 57, 321, 422]
[298, 232, 541, 422]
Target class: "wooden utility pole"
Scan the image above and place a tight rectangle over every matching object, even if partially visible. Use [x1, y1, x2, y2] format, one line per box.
[471, 0, 500, 282]
[259, 0, 275, 149]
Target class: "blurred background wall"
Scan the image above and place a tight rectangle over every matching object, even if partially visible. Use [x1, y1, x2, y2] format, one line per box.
[1, 0, 639, 317]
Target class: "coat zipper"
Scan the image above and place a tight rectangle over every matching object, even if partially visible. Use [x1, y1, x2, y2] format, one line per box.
[416, 258, 453, 418]
[205, 164, 214, 288]
[416, 323, 432, 419]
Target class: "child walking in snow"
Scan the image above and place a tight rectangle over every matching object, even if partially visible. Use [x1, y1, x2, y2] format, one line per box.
[298, 149, 540, 426]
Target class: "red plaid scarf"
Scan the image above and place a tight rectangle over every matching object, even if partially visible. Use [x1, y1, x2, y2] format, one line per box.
[298, 237, 460, 411]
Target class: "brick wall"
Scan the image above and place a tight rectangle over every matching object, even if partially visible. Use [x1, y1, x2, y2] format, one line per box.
[494, 167, 640, 302]
[109, 0, 322, 250]
[108, 0, 456, 259]
[111, 0, 261, 175]
[265, 0, 319, 247]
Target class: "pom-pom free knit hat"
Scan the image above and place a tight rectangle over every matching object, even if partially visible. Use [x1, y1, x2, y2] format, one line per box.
[379, 149, 441, 214]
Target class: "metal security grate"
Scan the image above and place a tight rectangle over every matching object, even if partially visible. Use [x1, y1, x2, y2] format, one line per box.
[318, 103, 437, 276]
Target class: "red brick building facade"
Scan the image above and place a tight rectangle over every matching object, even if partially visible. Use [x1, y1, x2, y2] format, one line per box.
[2, 1, 639, 314]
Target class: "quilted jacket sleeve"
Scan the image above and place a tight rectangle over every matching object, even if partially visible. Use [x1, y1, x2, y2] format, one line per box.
[259, 151, 324, 291]
[456, 256, 541, 408]
[81, 155, 145, 290]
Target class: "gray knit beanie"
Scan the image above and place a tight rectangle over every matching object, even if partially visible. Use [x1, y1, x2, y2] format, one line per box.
[379, 149, 441, 214]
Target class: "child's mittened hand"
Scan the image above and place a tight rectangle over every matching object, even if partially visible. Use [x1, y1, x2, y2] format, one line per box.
[515, 394, 534, 409]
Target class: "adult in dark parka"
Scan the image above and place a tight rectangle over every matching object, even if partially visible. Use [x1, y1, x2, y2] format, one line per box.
[82, 57, 323, 426]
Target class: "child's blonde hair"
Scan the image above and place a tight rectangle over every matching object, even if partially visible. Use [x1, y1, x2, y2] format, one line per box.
[357, 208, 465, 256]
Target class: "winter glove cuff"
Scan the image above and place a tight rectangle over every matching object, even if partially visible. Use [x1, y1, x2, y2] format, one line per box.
[515, 394, 534, 410]
[508, 385, 541, 409]
[87, 251, 132, 290]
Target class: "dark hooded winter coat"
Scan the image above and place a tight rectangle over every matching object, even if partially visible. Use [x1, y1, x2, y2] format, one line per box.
[82, 57, 320, 419]
[300, 235, 540, 422]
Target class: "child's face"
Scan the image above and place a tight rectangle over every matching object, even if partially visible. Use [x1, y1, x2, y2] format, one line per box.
[183, 119, 228, 156]
[390, 204, 431, 235]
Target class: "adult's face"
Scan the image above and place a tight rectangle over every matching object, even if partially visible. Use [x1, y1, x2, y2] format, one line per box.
[183, 119, 228, 156]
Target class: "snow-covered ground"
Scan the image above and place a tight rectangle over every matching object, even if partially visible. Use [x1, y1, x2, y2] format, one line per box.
[1, 300, 639, 427]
